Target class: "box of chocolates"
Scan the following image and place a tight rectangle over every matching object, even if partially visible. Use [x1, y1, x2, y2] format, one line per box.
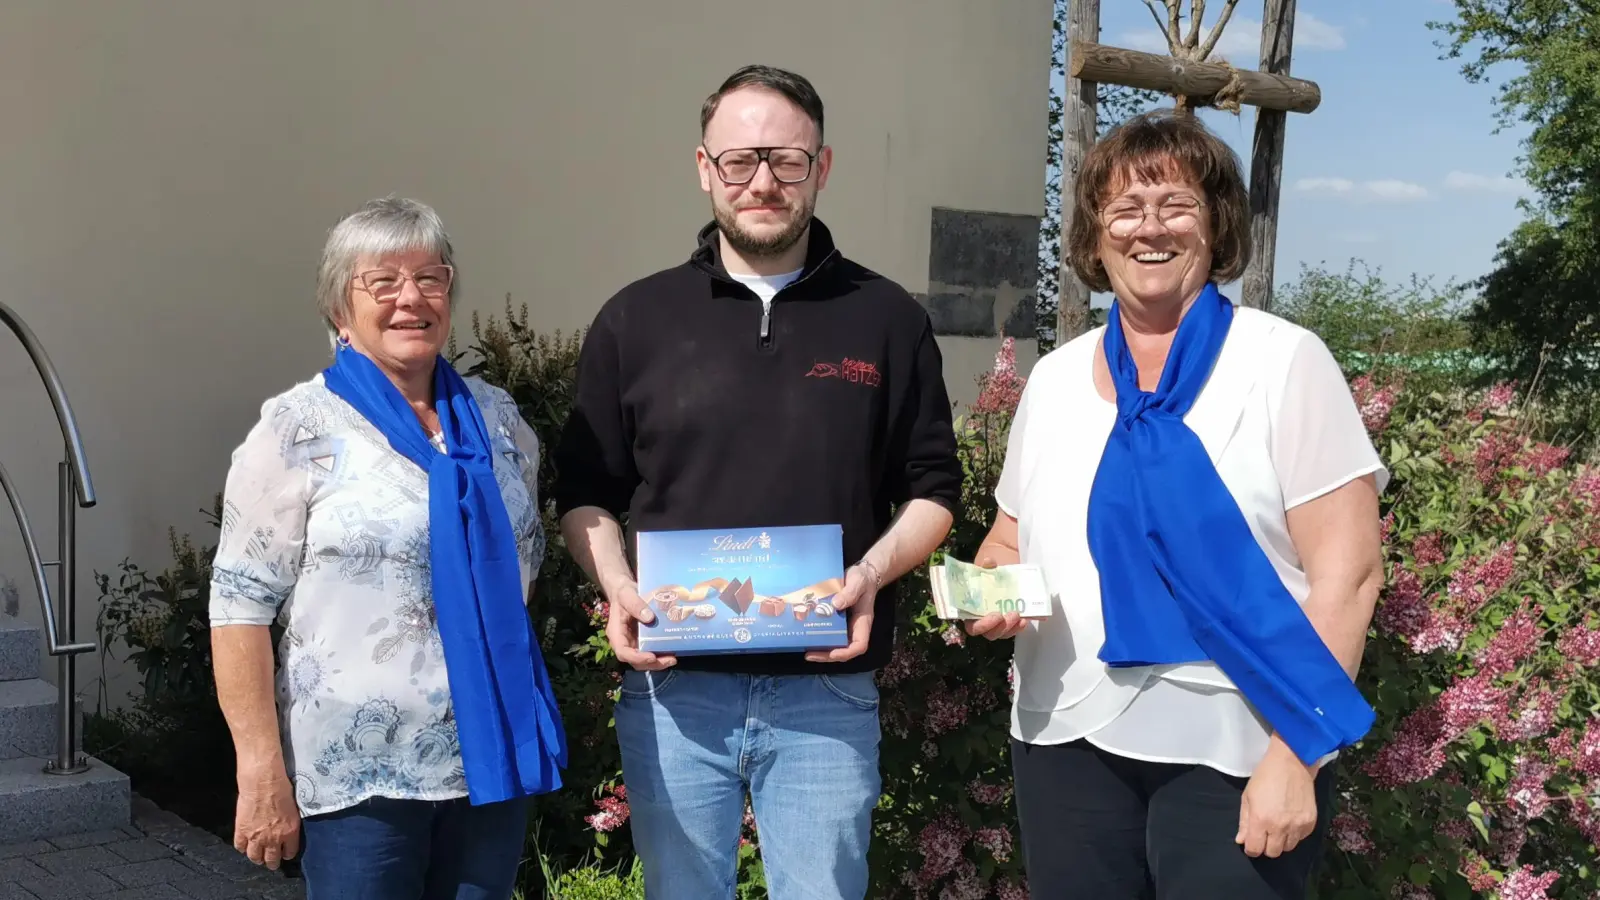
[634, 524, 849, 655]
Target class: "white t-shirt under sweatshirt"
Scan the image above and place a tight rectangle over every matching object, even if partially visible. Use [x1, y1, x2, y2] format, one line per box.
[994, 307, 1388, 777]
[729, 268, 803, 307]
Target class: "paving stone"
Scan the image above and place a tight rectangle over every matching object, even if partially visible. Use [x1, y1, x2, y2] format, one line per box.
[248, 883, 305, 900]
[46, 828, 128, 850]
[29, 844, 123, 876]
[105, 859, 195, 889]
[0, 843, 51, 862]
[172, 875, 259, 900]
[103, 886, 189, 900]
[0, 858, 48, 883]
[0, 884, 40, 900]
[15, 871, 120, 899]
[106, 840, 177, 864]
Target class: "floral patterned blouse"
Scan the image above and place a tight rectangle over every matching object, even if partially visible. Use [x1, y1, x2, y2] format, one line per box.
[208, 374, 546, 817]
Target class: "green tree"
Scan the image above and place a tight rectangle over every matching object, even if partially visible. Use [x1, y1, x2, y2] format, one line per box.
[1433, 2, 1600, 393]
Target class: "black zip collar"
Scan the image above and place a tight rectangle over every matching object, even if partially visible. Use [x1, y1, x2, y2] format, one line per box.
[688, 217, 843, 294]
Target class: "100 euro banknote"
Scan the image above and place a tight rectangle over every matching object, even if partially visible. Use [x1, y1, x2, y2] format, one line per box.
[928, 557, 1052, 619]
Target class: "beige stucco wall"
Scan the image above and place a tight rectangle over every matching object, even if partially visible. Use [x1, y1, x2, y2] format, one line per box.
[0, 0, 1049, 706]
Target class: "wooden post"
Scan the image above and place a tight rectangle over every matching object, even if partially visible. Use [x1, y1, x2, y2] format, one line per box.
[1241, 0, 1296, 310]
[1056, 0, 1100, 344]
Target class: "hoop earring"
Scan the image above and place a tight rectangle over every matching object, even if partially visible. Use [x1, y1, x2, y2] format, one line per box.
[336, 334, 352, 349]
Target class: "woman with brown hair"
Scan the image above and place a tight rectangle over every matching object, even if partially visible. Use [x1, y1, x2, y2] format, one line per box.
[961, 109, 1388, 897]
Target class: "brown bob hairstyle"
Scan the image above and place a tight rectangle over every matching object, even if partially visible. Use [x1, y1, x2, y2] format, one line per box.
[1065, 108, 1252, 293]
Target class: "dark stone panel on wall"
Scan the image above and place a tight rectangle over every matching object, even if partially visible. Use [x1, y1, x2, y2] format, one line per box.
[922, 292, 995, 337]
[922, 207, 1041, 339]
[1002, 294, 1036, 339]
[928, 207, 1040, 291]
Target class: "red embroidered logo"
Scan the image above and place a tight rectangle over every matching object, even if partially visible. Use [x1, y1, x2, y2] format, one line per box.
[805, 358, 881, 386]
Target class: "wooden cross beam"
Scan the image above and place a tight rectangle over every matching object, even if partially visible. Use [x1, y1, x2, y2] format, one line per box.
[1068, 40, 1319, 114]
[1054, 0, 1306, 341]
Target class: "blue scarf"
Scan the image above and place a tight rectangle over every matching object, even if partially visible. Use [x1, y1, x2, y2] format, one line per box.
[323, 345, 566, 804]
[1085, 283, 1374, 765]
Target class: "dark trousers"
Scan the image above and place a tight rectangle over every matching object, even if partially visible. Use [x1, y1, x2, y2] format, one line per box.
[1011, 739, 1336, 899]
[299, 795, 529, 900]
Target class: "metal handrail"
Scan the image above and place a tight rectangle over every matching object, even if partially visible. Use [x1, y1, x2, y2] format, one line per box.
[0, 300, 96, 775]
[0, 303, 94, 506]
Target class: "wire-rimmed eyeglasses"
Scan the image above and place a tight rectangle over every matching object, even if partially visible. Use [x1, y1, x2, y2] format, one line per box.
[353, 264, 454, 302]
[1101, 198, 1207, 239]
[705, 147, 818, 185]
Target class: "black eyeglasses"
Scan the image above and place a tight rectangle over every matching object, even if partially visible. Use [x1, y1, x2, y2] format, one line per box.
[705, 147, 818, 185]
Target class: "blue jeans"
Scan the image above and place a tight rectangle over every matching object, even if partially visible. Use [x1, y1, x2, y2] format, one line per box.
[614, 668, 882, 900]
[298, 795, 529, 900]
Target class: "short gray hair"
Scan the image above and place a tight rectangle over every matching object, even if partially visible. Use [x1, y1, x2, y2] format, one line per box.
[315, 196, 457, 338]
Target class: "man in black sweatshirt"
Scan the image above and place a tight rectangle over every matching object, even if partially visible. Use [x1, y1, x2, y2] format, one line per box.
[553, 65, 962, 899]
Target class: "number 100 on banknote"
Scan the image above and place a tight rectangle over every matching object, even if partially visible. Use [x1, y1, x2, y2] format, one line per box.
[928, 557, 1053, 619]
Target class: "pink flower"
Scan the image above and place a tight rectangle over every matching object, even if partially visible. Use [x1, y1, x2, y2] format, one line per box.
[975, 826, 1014, 862]
[973, 338, 1025, 416]
[1518, 442, 1569, 477]
[1439, 816, 1474, 843]
[937, 861, 985, 900]
[1411, 532, 1446, 567]
[1351, 374, 1398, 433]
[1376, 569, 1430, 642]
[924, 686, 972, 736]
[881, 645, 929, 686]
[1497, 681, 1562, 742]
[1555, 622, 1600, 667]
[995, 882, 1029, 900]
[942, 626, 965, 647]
[922, 740, 939, 760]
[1329, 810, 1373, 855]
[1475, 601, 1542, 679]
[1490, 811, 1529, 866]
[585, 784, 630, 833]
[1574, 721, 1600, 778]
[1505, 755, 1556, 819]
[916, 814, 971, 882]
[1462, 851, 1498, 892]
[1497, 865, 1559, 900]
[1446, 542, 1516, 615]
[1485, 381, 1518, 411]
[968, 779, 1010, 806]
[1438, 675, 1510, 740]
[1365, 705, 1447, 787]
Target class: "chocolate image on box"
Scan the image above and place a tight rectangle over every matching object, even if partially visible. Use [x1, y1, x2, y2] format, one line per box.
[792, 602, 810, 621]
[758, 597, 786, 617]
[718, 578, 756, 615]
[667, 604, 695, 623]
[648, 587, 683, 612]
[693, 604, 717, 619]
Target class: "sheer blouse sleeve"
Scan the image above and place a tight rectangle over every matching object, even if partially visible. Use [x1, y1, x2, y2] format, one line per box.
[1270, 332, 1390, 510]
[208, 399, 312, 627]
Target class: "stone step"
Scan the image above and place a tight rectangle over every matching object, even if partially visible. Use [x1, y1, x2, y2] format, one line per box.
[0, 613, 39, 681]
[0, 678, 79, 761]
[0, 754, 130, 844]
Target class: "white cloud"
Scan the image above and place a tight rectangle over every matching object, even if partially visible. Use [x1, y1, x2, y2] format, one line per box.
[1118, 12, 1346, 60]
[1444, 171, 1527, 195]
[1295, 177, 1431, 202]
[1294, 177, 1355, 195]
[1364, 179, 1432, 202]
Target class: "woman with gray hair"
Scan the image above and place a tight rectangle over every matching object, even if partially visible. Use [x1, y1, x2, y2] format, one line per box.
[208, 196, 567, 899]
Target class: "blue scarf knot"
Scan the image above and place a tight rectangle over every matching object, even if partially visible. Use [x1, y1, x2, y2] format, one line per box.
[1085, 284, 1374, 766]
[323, 346, 567, 804]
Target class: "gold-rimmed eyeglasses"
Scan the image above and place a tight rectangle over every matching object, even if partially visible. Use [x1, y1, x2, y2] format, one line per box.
[706, 147, 818, 185]
[1101, 197, 1206, 239]
[353, 264, 454, 302]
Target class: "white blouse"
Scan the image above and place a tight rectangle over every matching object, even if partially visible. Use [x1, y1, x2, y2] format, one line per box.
[208, 374, 546, 816]
[994, 308, 1387, 777]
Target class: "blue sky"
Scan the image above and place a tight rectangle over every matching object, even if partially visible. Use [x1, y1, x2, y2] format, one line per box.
[1068, 0, 1531, 295]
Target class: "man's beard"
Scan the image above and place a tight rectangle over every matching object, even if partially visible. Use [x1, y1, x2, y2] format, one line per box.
[713, 196, 815, 259]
